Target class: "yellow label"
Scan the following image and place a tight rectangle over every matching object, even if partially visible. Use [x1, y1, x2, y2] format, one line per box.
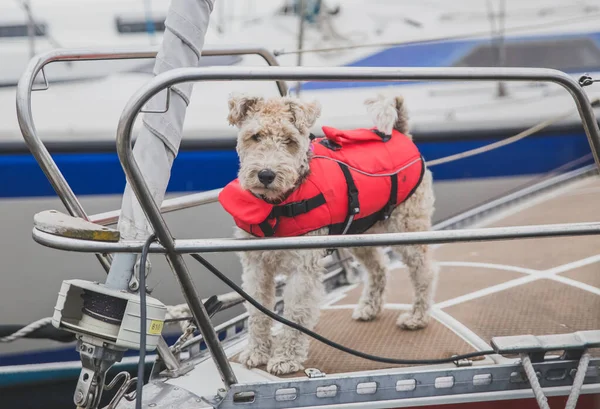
[148, 320, 164, 335]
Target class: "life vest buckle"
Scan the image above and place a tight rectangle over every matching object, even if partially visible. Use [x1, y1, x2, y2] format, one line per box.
[349, 190, 360, 215]
[272, 194, 327, 218]
[281, 200, 309, 217]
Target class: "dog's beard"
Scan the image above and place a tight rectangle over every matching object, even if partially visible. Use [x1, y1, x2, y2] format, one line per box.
[239, 160, 310, 203]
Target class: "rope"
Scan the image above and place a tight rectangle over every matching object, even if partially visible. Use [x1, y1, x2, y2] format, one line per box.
[425, 95, 598, 167]
[165, 304, 193, 332]
[0, 317, 53, 343]
[425, 110, 575, 167]
[565, 350, 591, 409]
[521, 353, 551, 409]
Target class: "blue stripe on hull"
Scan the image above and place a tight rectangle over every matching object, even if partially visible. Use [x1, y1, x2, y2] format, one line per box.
[0, 132, 593, 198]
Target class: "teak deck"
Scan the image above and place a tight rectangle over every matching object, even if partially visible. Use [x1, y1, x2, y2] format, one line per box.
[234, 175, 600, 378]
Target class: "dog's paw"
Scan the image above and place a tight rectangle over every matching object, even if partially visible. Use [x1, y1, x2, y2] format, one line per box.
[266, 356, 304, 375]
[352, 301, 382, 321]
[239, 348, 270, 369]
[396, 312, 429, 330]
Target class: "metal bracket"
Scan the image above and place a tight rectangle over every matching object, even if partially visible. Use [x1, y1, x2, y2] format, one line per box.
[305, 368, 326, 378]
[159, 361, 195, 378]
[579, 73, 600, 87]
[32, 67, 49, 91]
[74, 339, 125, 409]
[453, 355, 473, 367]
[129, 256, 152, 292]
[217, 357, 600, 409]
[491, 330, 600, 358]
[140, 87, 171, 114]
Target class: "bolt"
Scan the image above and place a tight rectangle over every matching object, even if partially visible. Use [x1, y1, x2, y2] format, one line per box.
[74, 391, 85, 404]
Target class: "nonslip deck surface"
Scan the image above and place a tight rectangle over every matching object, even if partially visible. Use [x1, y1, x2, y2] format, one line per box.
[235, 176, 600, 377]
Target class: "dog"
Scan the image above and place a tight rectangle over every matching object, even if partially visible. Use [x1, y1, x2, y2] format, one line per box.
[221, 93, 438, 375]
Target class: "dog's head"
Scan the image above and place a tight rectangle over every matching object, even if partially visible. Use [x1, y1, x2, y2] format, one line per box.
[227, 94, 321, 202]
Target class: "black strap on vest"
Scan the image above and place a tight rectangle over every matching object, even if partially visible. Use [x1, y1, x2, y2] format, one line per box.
[258, 193, 326, 237]
[329, 163, 360, 236]
[271, 194, 326, 218]
[258, 219, 276, 237]
[381, 173, 398, 221]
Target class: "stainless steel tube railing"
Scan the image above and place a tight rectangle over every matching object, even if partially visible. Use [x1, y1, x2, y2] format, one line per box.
[110, 65, 600, 385]
[15, 47, 287, 380]
[16, 46, 287, 272]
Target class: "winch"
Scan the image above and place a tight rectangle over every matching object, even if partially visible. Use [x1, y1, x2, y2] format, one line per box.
[52, 278, 166, 408]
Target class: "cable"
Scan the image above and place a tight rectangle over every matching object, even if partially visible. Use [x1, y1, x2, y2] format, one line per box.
[136, 234, 155, 409]
[189, 253, 495, 365]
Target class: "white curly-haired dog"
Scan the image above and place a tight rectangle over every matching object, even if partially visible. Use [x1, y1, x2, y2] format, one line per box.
[223, 93, 437, 375]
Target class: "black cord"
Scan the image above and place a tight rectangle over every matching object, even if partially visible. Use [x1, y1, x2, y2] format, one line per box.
[189, 253, 496, 365]
[136, 234, 155, 409]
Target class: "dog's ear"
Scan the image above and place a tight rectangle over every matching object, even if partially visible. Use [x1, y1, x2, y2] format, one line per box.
[227, 94, 263, 127]
[287, 99, 321, 133]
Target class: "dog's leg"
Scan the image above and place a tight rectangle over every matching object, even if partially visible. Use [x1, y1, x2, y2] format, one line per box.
[386, 170, 438, 330]
[349, 247, 388, 321]
[238, 250, 276, 368]
[267, 249, 325, 375]
[394, 242, 438, 329]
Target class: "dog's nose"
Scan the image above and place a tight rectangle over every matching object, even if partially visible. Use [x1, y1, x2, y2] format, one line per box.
[258, 169, 276, 186]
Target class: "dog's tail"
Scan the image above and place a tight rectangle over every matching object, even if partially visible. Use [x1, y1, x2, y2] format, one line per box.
[364, 94, 410, 138]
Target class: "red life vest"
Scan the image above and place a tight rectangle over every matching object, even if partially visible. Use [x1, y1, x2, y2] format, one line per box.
[218, 126, 424, 238]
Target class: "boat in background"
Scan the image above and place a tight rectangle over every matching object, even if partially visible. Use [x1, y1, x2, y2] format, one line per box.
[1, 0, 600, 392]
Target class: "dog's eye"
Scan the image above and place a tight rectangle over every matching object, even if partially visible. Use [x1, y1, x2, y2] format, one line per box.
[282, 138, 295, 145]
[251, 134, 261, 142]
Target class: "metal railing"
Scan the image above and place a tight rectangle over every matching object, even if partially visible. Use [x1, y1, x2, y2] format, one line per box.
[20, 63, 600, 388]
[90, 188, 223, 226]
[104, 65, 600, 386]
[15, 46, 287, 381]
[16, 46, 287, 271]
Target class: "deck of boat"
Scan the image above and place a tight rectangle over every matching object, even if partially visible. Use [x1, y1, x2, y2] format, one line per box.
[232, 173, 600, 378]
